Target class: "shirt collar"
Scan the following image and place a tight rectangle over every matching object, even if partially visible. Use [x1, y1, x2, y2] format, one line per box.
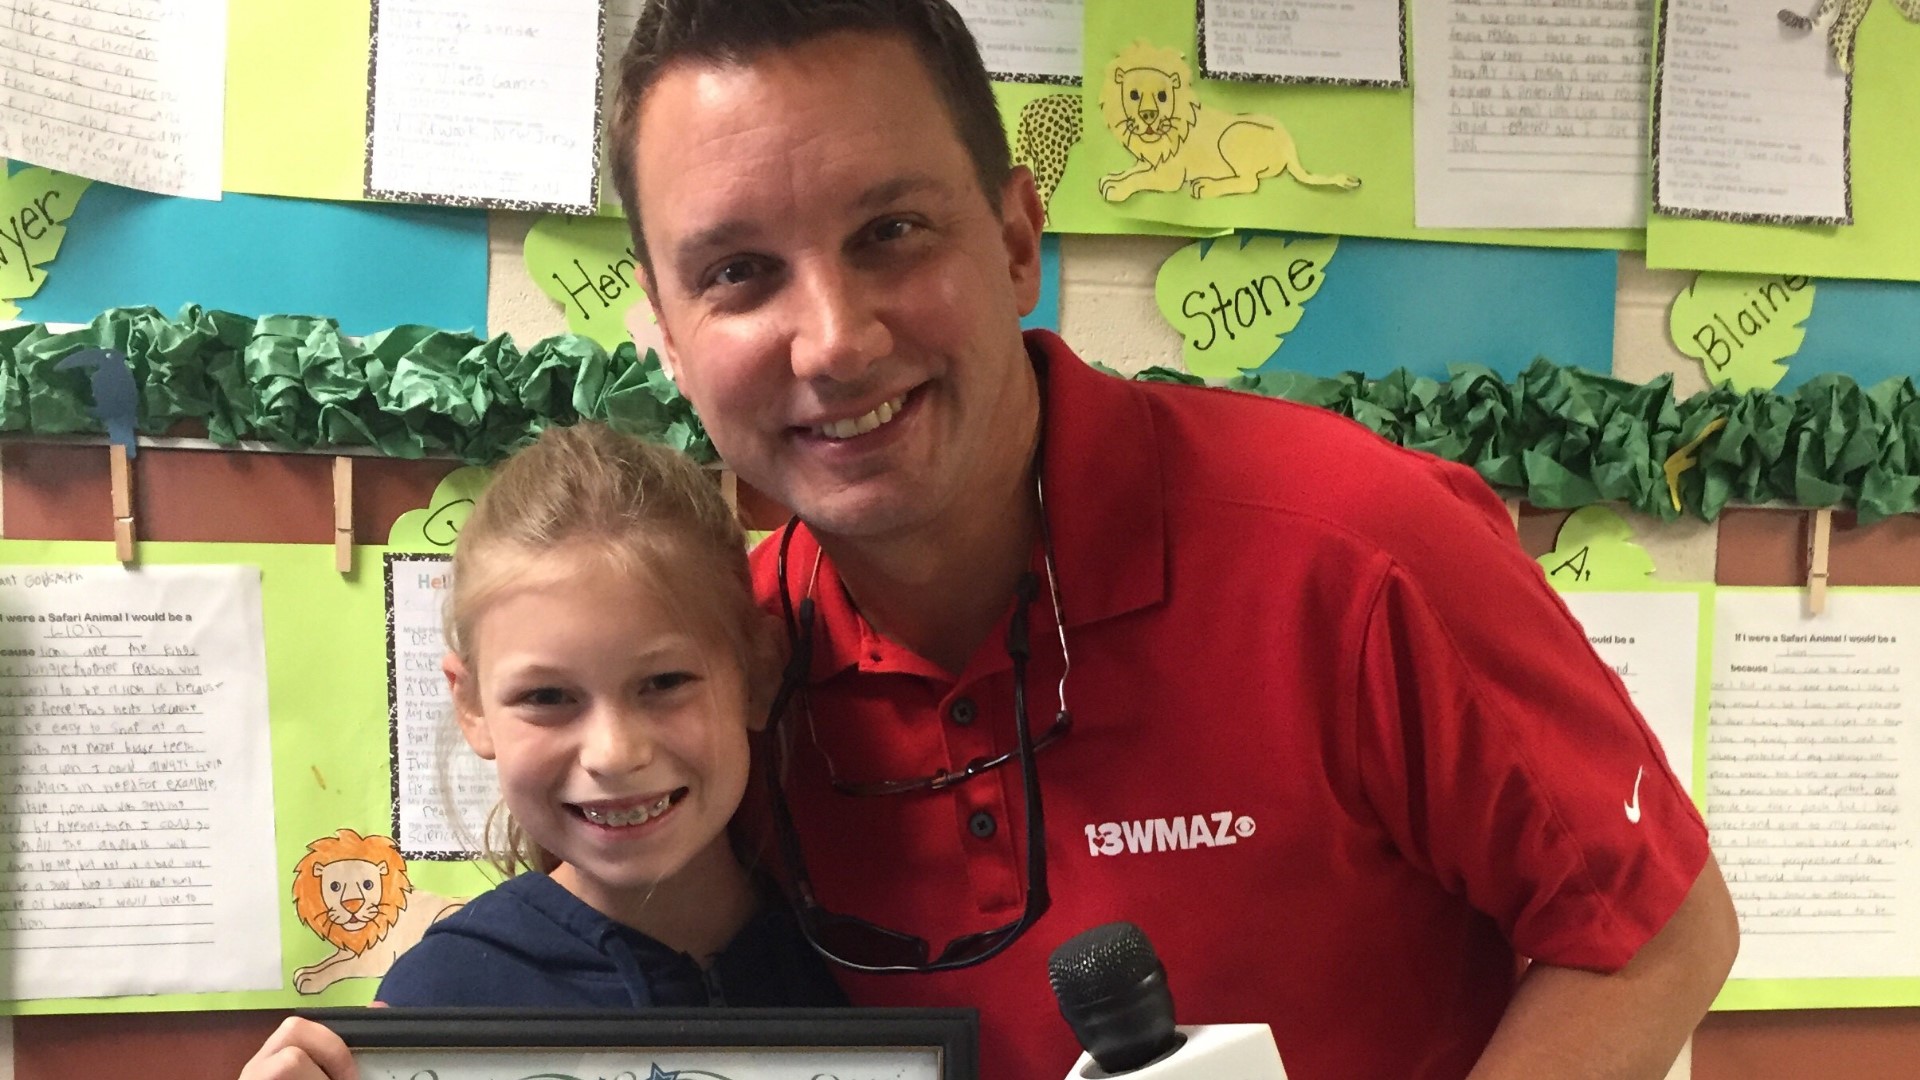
[792, 330, 1167, 681]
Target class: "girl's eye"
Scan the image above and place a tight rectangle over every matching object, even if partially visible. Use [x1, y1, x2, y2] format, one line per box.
[518, 687, 571, 707]
[643, 671, 697, 695]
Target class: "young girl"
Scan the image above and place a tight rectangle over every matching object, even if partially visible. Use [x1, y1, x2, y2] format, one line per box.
[241, 423, 843, 1080]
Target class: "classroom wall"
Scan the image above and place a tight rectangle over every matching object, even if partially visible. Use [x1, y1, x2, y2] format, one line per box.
[3, 222, 1915, 1079]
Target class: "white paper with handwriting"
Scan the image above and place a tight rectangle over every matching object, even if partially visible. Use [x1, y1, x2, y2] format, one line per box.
[0, 564, 279, 997]
[1413, 0, 1652, 228]
[1557, 590, 1704, 796]
[1709, 589, 1920, 981]
[387, 554, 493, 858]
[0, 0, 227, 198]
[950, 0, 1082, 81]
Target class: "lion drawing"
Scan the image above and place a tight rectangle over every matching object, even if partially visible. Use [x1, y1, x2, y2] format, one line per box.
[1098, 42, 1360, 202]
[289, 828, 468, 994]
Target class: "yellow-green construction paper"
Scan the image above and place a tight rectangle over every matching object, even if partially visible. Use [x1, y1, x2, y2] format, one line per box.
[0, 539, 492, 1014]
[0, 165, 90, 321]
[524, 215, 650, 352]
[1537, 506, 1657, 587]
[389, 468, 492, 552]
[1668, 273, 1815, 393]
[1646, 5, 1920, 281]
[1155, 234, 1337, 377]
[223, 0, 371, 201]
[1070, 0, 1641, 250]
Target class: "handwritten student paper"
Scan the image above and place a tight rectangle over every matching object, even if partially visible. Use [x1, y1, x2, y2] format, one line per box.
[1710, 590, 1920, 981]
[386, 555, 492, 858]
[0, 0, 226, 199]
[0, 564, 279, 998]
[1654, 0, 1850, 223]
[1557, 590, 1705, 795]
[950, 0, 1082, 81]
[1201, 0, 1406, 86]
[1413, 0, 1651, 228]
[366, 0, 605, 213]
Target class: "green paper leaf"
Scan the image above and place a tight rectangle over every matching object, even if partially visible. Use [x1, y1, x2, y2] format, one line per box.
[1537, 506, 1657, 587]
[1669, 272, 1816, 392]
[0, 164, 91, 309]
[523, 214, 652, 352]
[388, 467, 492, 550]
[1154, 233, 1338, 378]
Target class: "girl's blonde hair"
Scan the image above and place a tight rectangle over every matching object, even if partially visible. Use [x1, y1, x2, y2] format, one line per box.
[444, 422, 768, 878]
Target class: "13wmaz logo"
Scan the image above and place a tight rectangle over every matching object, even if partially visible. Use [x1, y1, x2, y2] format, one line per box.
[1083, 811, 1257, 857]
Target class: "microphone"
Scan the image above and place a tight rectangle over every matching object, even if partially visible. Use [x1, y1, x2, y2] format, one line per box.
[1049, 922, 1288, 1079]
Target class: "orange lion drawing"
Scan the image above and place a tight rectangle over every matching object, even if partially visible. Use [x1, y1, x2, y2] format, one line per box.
[290, 828, 468, 994]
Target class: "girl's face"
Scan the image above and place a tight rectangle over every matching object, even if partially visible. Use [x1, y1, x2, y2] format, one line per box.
[445, 545, 758, 922]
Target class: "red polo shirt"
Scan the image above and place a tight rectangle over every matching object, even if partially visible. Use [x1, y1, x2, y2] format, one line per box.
[748, 332, 1708, 1080]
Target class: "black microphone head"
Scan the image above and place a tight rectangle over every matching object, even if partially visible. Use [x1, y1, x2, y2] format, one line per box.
[1049, 922, 1179, 1073]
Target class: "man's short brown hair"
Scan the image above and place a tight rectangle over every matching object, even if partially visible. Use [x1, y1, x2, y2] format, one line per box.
[608, 0, 1012, 271]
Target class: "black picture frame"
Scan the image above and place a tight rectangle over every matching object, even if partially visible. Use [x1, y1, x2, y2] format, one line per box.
[305, 1006, 978, 1080]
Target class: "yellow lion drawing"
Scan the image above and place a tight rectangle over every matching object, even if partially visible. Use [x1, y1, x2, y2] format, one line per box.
[1098, 42, 1360, 202]
[290, 828, 468, 994]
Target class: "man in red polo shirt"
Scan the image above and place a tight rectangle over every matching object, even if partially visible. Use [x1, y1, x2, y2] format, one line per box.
[612, 2, 1739, 1078]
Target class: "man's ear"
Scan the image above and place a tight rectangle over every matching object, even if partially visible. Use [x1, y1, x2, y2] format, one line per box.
[999, 166, 1047, 319]
[443, 651, 496, 760]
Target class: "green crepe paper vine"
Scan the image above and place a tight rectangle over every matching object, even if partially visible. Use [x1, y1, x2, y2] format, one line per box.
[3, 305, 1917, 524]
[0, 305, 710, 465]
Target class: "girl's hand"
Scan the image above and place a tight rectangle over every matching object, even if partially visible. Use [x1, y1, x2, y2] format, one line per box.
[238, 1016, 359, 1080]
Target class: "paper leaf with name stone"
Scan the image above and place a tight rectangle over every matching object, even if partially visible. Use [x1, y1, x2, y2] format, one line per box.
[1154, 233, 1338, 379]
[0, 164, 92, 320]
[1669, 271, 1816, 393]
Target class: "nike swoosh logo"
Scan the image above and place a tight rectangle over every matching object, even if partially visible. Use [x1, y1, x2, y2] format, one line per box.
[1624, 766, 1645, 825]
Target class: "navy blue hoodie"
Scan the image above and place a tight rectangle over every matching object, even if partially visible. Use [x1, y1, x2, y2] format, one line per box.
[375, 872, 846, 1008]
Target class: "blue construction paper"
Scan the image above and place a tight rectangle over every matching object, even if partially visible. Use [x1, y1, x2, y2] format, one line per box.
[54, 348, 137, 456]
[1778, 277, 1920, 391]
[1249, 236, 1617, 380]
[1025, 234, 1061, 333]
[17, 185, 490, 335]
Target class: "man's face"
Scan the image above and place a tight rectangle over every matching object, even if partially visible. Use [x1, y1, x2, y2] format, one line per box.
[633, 32, 1044, 542]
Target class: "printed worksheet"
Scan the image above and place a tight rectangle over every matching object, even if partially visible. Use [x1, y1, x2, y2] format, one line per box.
[1202, 0, 1405, 86]
[1710, 589, 1920, 981]
[386, 554, 493, 858]
[1653, 0, 1850, 222]
[1414, 0, 1651, 228]
[1557, 589, 1706, 795]
[366, 0, 606, 212]
[950, 0, 1082, 81]
[0, 0, 226, 198]
[0, 564, 280, 997]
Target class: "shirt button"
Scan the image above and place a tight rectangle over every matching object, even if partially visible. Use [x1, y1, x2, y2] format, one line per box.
[968, 810, 997, 839]
[949, 697, 977, 726]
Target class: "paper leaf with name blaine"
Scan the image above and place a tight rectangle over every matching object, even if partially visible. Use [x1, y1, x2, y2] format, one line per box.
[1669, 271, 1816, 393]
[0, 164, 92, 321]
[1155, 233, 1338, 379]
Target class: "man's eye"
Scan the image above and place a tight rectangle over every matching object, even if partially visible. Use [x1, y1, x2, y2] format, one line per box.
[871, 218, 917, 243]
[709, 259, 761, 288]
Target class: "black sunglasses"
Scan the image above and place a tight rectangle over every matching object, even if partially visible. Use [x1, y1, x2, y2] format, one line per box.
[761, 495, 1068, 973]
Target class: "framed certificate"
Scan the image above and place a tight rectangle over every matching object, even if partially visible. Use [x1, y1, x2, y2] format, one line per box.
[306, 1007, 979, 1080]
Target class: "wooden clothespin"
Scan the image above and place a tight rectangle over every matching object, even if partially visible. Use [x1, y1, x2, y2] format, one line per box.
[1805, 507, 1832, 616]
[333, 456, 355, 573]
[109, 443, 135, 564]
